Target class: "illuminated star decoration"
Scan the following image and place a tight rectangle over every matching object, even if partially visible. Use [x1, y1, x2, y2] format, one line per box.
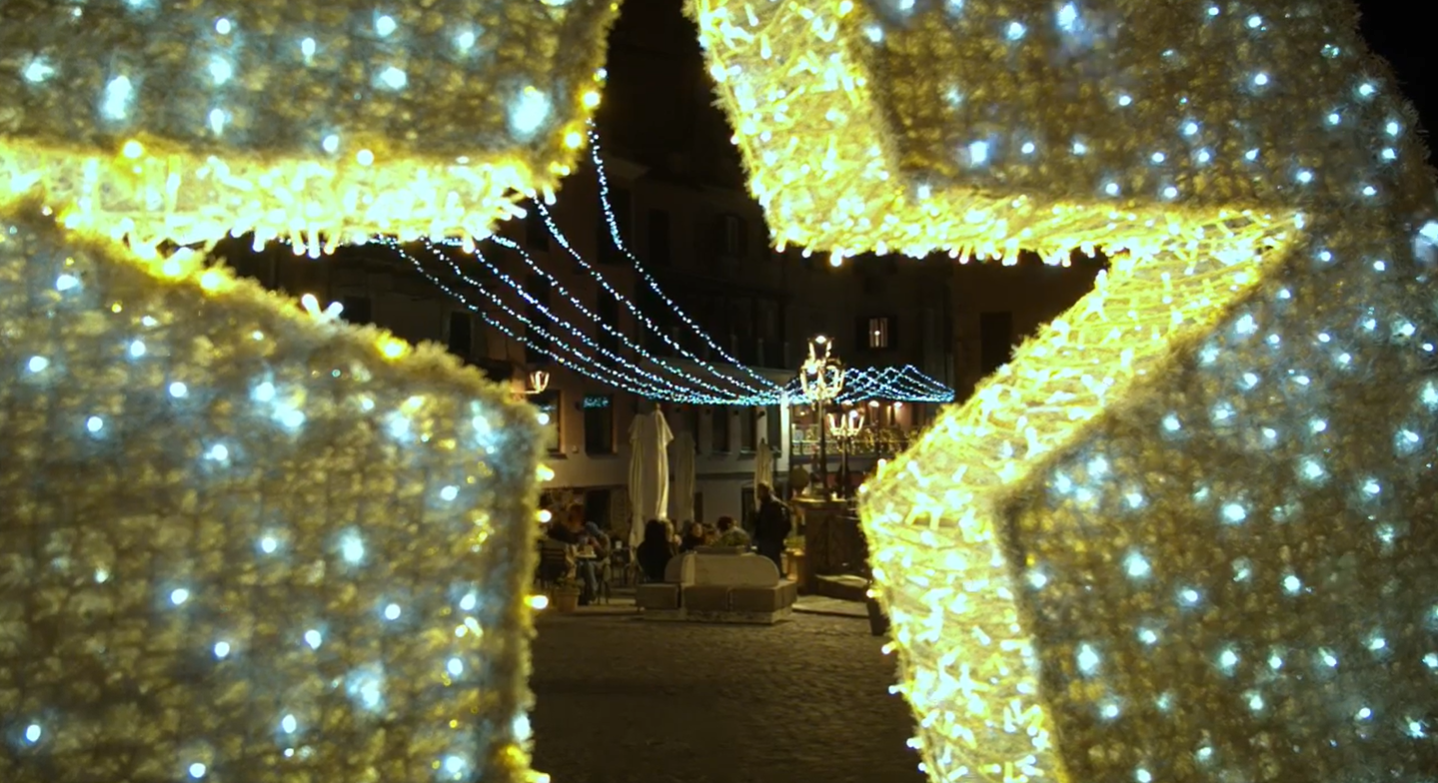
[691, 0, 1438, 781]
[0, 0, 619, 252]
[0, 200, 545, 783]
[0, 1, 606, 781]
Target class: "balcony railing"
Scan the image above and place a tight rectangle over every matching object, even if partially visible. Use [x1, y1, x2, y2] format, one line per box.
[789, 425, 915, 459]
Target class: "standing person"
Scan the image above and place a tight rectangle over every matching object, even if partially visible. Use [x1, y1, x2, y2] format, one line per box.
[752, 483, 791, 574]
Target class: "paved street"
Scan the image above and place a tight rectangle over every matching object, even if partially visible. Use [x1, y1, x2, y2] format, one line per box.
[530, 610, 925, 783]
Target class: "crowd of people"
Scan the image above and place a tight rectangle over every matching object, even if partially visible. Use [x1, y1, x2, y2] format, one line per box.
[537, 483, 795, 602]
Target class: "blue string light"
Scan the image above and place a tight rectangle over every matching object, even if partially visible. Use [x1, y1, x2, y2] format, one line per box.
[400, 237, 955, 405]
[358, 131, 958, 406]
[381, 237, 679, 399]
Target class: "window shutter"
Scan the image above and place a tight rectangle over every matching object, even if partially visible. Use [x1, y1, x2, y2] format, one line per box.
[887, 313, 899, 351]
[855, 316, 869, 352]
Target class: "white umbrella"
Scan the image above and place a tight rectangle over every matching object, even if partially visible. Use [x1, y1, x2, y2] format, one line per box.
[753, 438, 775, 508]
[670, 430, 696, 527]
[627, 410, 673, 548]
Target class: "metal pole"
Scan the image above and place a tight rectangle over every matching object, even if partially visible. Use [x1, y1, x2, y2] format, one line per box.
[816, 397, 828, 498]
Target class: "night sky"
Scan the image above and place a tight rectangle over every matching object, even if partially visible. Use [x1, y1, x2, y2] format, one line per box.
[1356, 0, 1436, 141]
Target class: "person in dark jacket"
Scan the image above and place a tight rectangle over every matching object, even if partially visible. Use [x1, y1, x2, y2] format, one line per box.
[752, 483, 791, 573]
[636, 519, 677, 583]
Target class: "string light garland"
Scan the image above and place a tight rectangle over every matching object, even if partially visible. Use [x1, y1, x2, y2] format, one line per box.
[690, 1, 1438, 781]
[399, 238, 954, 405]
[526, 195, 778, 398]
[582, 126, 782, 392]
[382, 235, 687, 400]
[0, 200, 546, 783]
[0, 1, 619, 252]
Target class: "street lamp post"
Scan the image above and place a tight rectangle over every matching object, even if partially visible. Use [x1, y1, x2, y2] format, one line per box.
[800, 336, 844, 498]
[827, 408, 865, 499]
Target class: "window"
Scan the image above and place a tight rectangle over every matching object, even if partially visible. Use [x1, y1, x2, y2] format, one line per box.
[765, 406, 783, 452]
[740, 408, 757, 452]
[447, 311, 473, 360]
[525, 274, 552, 365]
[596, 289, 619, 354]
[533, 391, 561, 453]
[979, 312, 1015, 375]
[341, 296, 372, 325]
[583, 394, 615, 454]
[648, 209, 672, 264]
[524, 200, 549, 250]
[866, 316, 891, 349]
[716, 214, 747, 259]
[711, 407, 730, 453]
[598, 187, 631, 265]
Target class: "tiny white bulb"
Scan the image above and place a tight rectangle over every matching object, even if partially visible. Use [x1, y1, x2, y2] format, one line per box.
[208, 56, 233, 85]
[1006, 21, 1026, 41]
[384, 603, 402, 620]
[27, 356, 49, 373]
[377, 66, 407, 90]
[169, 381, 188, 398]
[301, 37, 317, 58]
[440, 485, 460, 502]
[170, 588, 190, 606]
[189, 763, 207, 779]
[214, 641, 231, 659]
[86, 416, 104, 433]
[281, 714, 298, 734]
[56, 273, 79, 291]
[260, 535, 279, 554]
[214, 17, 231, 34]
[375, 15, 397, 36]
[24, 724, 41, 743]
[447, 657, 465, 676]
[304, 629, 323, 649]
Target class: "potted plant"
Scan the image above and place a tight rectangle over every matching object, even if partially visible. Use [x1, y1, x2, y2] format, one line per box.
[550, 576, 581, 613]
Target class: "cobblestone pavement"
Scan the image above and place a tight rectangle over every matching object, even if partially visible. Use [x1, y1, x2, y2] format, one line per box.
[529, 611, 925, 783]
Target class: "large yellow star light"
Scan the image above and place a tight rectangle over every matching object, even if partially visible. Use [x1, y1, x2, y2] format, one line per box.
[691, 1, 1438, 781]
[0, 199, 547, 783]
[0, 0, 618, 253]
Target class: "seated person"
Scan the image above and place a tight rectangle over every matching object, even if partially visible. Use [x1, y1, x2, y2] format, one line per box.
[551, 504, 601, 604]
[583, 522, 611, 558]
[714, 516, 751, 548]
[636, 519, 677, 583]
[679, 521, 707, 552]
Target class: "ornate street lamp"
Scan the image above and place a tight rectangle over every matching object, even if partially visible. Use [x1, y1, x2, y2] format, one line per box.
[827, 408, 865, 499]
[800, 335, 844, 498]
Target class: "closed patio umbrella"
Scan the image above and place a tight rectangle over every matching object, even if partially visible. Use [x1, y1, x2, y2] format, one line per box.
[627, 409, 673, 548]
[670, 430, 697, 529]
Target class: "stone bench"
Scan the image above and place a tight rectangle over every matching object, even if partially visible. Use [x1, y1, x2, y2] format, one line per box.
[638, 551, 796, 624]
